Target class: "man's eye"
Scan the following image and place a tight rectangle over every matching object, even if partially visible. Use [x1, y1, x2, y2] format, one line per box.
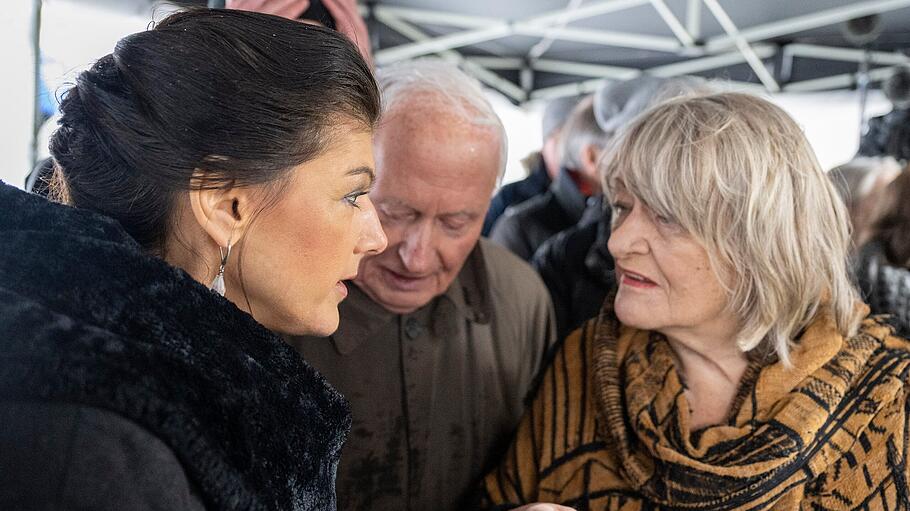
[381, 209, 416, 222]
[444, 221, 467, 232]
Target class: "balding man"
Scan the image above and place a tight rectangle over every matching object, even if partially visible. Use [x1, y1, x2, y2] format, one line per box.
[288, 59, 556, 511]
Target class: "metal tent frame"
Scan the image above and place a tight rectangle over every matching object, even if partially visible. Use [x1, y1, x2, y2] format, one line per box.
[362, 0, 910, 103]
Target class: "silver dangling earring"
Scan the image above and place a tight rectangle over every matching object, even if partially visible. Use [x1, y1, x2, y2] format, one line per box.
[210, 241, 232, 296]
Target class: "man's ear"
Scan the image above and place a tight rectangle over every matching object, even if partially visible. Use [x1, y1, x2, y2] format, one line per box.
[188, 173, 256, 249]
[581, 143, 602, 179]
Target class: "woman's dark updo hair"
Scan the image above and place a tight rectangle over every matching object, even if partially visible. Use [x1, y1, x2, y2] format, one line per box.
[50, 8, 379, 254]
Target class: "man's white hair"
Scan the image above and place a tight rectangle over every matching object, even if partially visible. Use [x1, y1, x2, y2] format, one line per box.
[376, 59, 508, 181]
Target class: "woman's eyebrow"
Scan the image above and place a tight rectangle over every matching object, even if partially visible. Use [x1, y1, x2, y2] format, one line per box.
[346, 166, 375, 186]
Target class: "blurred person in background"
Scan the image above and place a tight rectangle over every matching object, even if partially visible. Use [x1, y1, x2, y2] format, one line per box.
[482, 95, 582, 236]
[828, 156, 901, 248]
[859, 66, 910, 162]
[855, 167, 910, 338]
[533, 75, 712, 340]
[482, 93, 910, 510]
[288, 59, 556, 511]
[227, 0, 373, 65]
[490, 95, 605, 260]
[0, 10, 386, 510]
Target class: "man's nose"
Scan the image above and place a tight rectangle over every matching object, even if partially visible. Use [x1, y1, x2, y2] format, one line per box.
[398, 222, 435, 274]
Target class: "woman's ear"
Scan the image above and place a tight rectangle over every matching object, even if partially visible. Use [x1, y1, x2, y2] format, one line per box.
[188, 173, 256, 248]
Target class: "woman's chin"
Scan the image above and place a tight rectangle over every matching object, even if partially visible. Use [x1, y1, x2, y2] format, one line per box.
[614, 298, 656, 331]
[269, 306, 340, 339]
[300, 307, 341, 338]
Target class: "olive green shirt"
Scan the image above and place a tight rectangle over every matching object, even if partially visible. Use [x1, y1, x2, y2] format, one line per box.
[288, 239, 556, 511]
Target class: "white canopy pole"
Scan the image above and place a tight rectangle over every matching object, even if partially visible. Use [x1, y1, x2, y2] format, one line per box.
[702, 0, 780, 92]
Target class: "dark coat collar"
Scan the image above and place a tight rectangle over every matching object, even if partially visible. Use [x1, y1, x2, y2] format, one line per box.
[551, 168, 588, 225]
[329, 241, 493, 356]
[585, 198, 614, 284]
[855, 240, 910, 338]
[0, 182, 350, 511]
[521, 151, 552, 189]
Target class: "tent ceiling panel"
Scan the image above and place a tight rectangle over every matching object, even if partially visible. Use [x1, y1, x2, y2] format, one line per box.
[540, 41, 688, 64]
[467, 36, 564, 57]
[571, 5, 682, 38]
[533, 70, 603, 89]
[69, 0, 910, 102]
[373, 0, 910, 101]
[410, 26, 547, 57]
[791, 59, 872, 81]
[694, 61, 764, 83]
[375, 21, 415, 48]
[781, 7, 910, 42]
[374, 0, 572, 19]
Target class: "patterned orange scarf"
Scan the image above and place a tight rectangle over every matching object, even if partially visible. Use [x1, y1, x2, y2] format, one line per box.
[482, 305, 910, 510]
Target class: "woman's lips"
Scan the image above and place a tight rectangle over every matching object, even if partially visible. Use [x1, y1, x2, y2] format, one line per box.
[618, 266, 658, 289]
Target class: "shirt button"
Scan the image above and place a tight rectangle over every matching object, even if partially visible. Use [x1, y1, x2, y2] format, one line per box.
[404, 318, 422, 340]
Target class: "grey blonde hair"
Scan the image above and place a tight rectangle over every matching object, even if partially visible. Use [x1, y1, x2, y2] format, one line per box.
[376, 58, 508, 181]
[601, 92, 863, 364]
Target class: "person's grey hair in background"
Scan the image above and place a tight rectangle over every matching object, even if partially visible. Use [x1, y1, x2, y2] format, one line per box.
[376, 58, 509, 182]
[595, 74, 715, 136]
[558, 96, 608, 171]
[884, 66, 910, 109]
[542, 95, 583, 143]
[829, 157, 902, 210]
[558, 75, 714, 177]
[828, 156, 901, 247]
[552, 74, 716, 176]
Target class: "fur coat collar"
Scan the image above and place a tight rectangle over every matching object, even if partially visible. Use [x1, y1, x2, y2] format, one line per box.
[0, 182, 350, 510]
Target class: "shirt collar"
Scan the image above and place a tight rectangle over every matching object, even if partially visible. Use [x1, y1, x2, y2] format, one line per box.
[329, 241, 493, 356]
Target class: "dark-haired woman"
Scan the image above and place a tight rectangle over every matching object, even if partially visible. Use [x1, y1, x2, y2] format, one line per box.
[0, 9, 386, 511]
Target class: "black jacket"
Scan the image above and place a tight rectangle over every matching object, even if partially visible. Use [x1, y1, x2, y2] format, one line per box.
[855, 240, 910, 338]
[0, 182, 350, 510]
[482, 153, 551, 237]
[489, 168, 588, 261]
[531, 197, 615, 340]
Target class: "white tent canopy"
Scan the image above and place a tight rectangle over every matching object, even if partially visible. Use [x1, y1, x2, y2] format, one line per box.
[72, 0, 910, 104]
[363, 0, 910, 103]
[6, 0, 905, 187]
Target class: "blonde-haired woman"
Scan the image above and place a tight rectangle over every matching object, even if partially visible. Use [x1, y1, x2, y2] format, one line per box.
[482, 93, 910, 510]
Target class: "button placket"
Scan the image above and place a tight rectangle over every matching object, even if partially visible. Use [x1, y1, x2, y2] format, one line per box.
[404, 316, 423, 340]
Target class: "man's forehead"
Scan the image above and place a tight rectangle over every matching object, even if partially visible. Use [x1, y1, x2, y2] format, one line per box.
[377, 196, 483, 217]
[379, 101, 499, 141]
[374, 130, 499, 182]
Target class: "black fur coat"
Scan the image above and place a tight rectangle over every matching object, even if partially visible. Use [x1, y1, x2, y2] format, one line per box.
[0, 182, 350, 510]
